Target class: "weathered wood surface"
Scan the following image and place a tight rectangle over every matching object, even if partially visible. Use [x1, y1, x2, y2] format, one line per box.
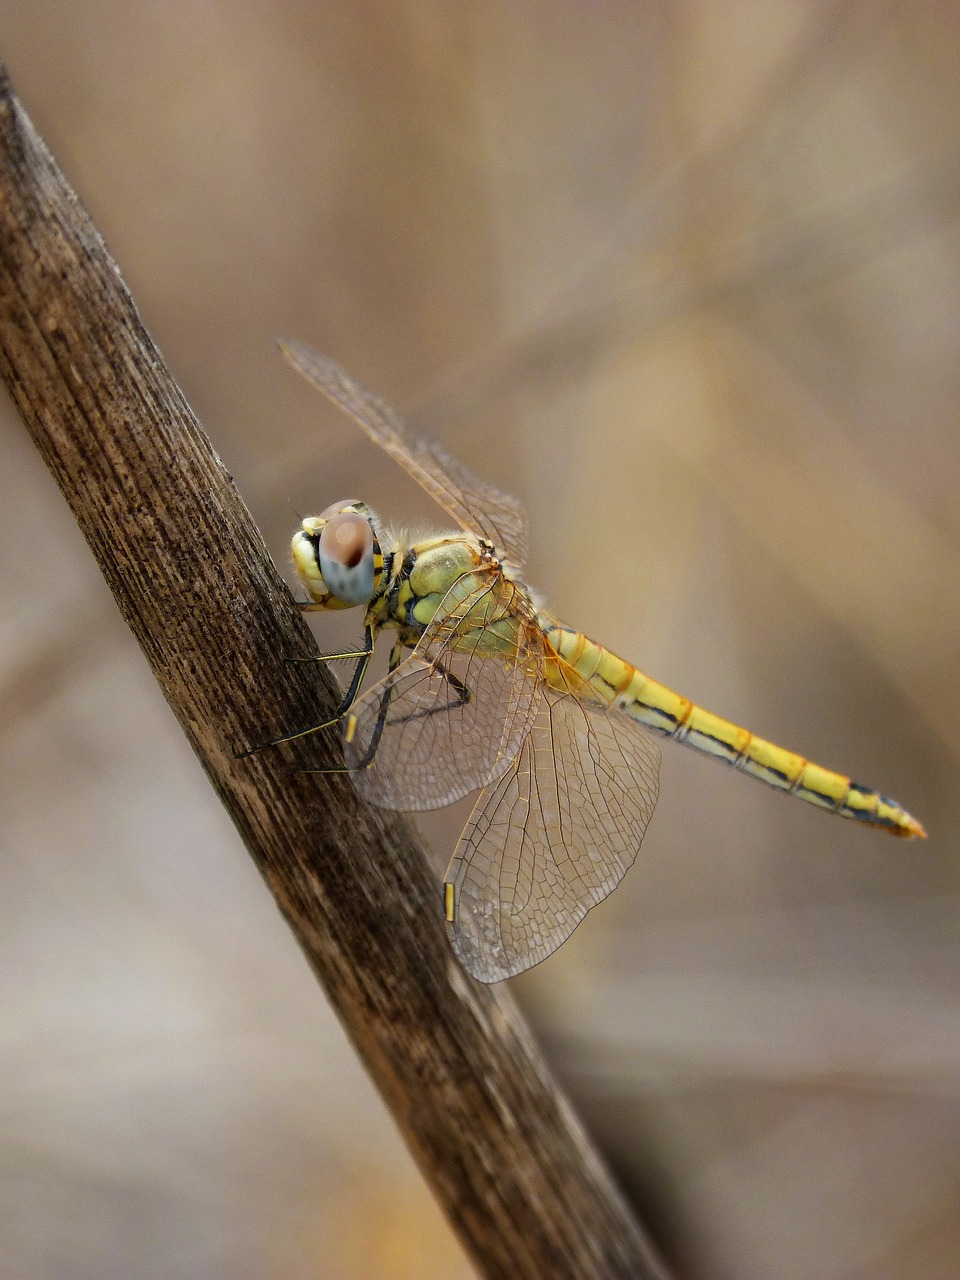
[0, 68, 670, 1280]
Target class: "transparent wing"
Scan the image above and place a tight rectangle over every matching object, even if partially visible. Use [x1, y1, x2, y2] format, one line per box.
[344, 571, 543, 810]
[444, 684, 662, 982]
[280, 338, 529, 565]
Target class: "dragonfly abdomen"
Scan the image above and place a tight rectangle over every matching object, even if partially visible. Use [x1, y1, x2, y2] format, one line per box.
[544, 625, 925, 839]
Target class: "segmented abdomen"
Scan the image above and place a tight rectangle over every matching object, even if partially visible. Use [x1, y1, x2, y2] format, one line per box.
[543, 624, 925, 839]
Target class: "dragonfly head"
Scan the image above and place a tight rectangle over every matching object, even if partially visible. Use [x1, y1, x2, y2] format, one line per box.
[291, 499, 384, 610]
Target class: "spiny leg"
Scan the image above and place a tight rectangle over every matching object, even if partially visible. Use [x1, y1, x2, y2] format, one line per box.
[283, 645, 371, 665]
[299, 639, 406, 775]
[386, 663, 470, 726]
[298, 651, 480, 778]
[343, 655, 473, 773]
[235, 624, 375, 759]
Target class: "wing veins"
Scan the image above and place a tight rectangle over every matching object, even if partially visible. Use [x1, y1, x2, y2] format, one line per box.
[280, 339, 528, 563]
[446, 689, 661, 981]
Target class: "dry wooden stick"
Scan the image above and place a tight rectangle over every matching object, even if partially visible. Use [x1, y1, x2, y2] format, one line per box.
[0, 68, 670, 1280]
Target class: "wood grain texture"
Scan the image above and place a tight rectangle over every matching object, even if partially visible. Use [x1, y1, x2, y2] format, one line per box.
[0, 67, 670, 1280]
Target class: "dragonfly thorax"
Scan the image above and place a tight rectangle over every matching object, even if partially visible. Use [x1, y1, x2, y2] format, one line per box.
[292, 499, 385, 609]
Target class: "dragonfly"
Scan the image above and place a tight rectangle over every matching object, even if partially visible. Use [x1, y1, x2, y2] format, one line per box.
[265, 339, 926, 983]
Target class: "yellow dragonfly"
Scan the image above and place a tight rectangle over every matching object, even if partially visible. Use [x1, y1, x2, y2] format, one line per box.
[270, 339, 926, 983]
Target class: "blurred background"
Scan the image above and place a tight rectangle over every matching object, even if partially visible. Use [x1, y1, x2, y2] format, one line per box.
[1, 3, 958, 1277]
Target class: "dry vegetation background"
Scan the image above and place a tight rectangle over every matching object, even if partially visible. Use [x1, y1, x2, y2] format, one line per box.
[1, 3, 958, 1278]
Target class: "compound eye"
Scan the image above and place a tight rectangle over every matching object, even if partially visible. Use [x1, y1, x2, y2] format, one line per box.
[317, 511, 375, 605]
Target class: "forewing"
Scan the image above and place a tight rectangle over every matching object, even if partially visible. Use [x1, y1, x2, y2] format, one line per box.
[280, 339, 528, 564]
[344, 574, 543, 811]
[444, 686, 661, 982]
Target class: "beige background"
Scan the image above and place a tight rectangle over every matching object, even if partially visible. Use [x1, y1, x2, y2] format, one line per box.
[1, 4, 958, 1278]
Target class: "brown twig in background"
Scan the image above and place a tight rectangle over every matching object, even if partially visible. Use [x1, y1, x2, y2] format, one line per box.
[0, 69, 670, 1280]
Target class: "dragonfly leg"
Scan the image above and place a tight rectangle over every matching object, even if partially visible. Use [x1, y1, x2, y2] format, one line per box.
[283, 645, 371, 665]
[297, 639, 405, 775]
[386, 663, 470, 726]
[235, 625, 375, 759]
[343, 654, 471, 776]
